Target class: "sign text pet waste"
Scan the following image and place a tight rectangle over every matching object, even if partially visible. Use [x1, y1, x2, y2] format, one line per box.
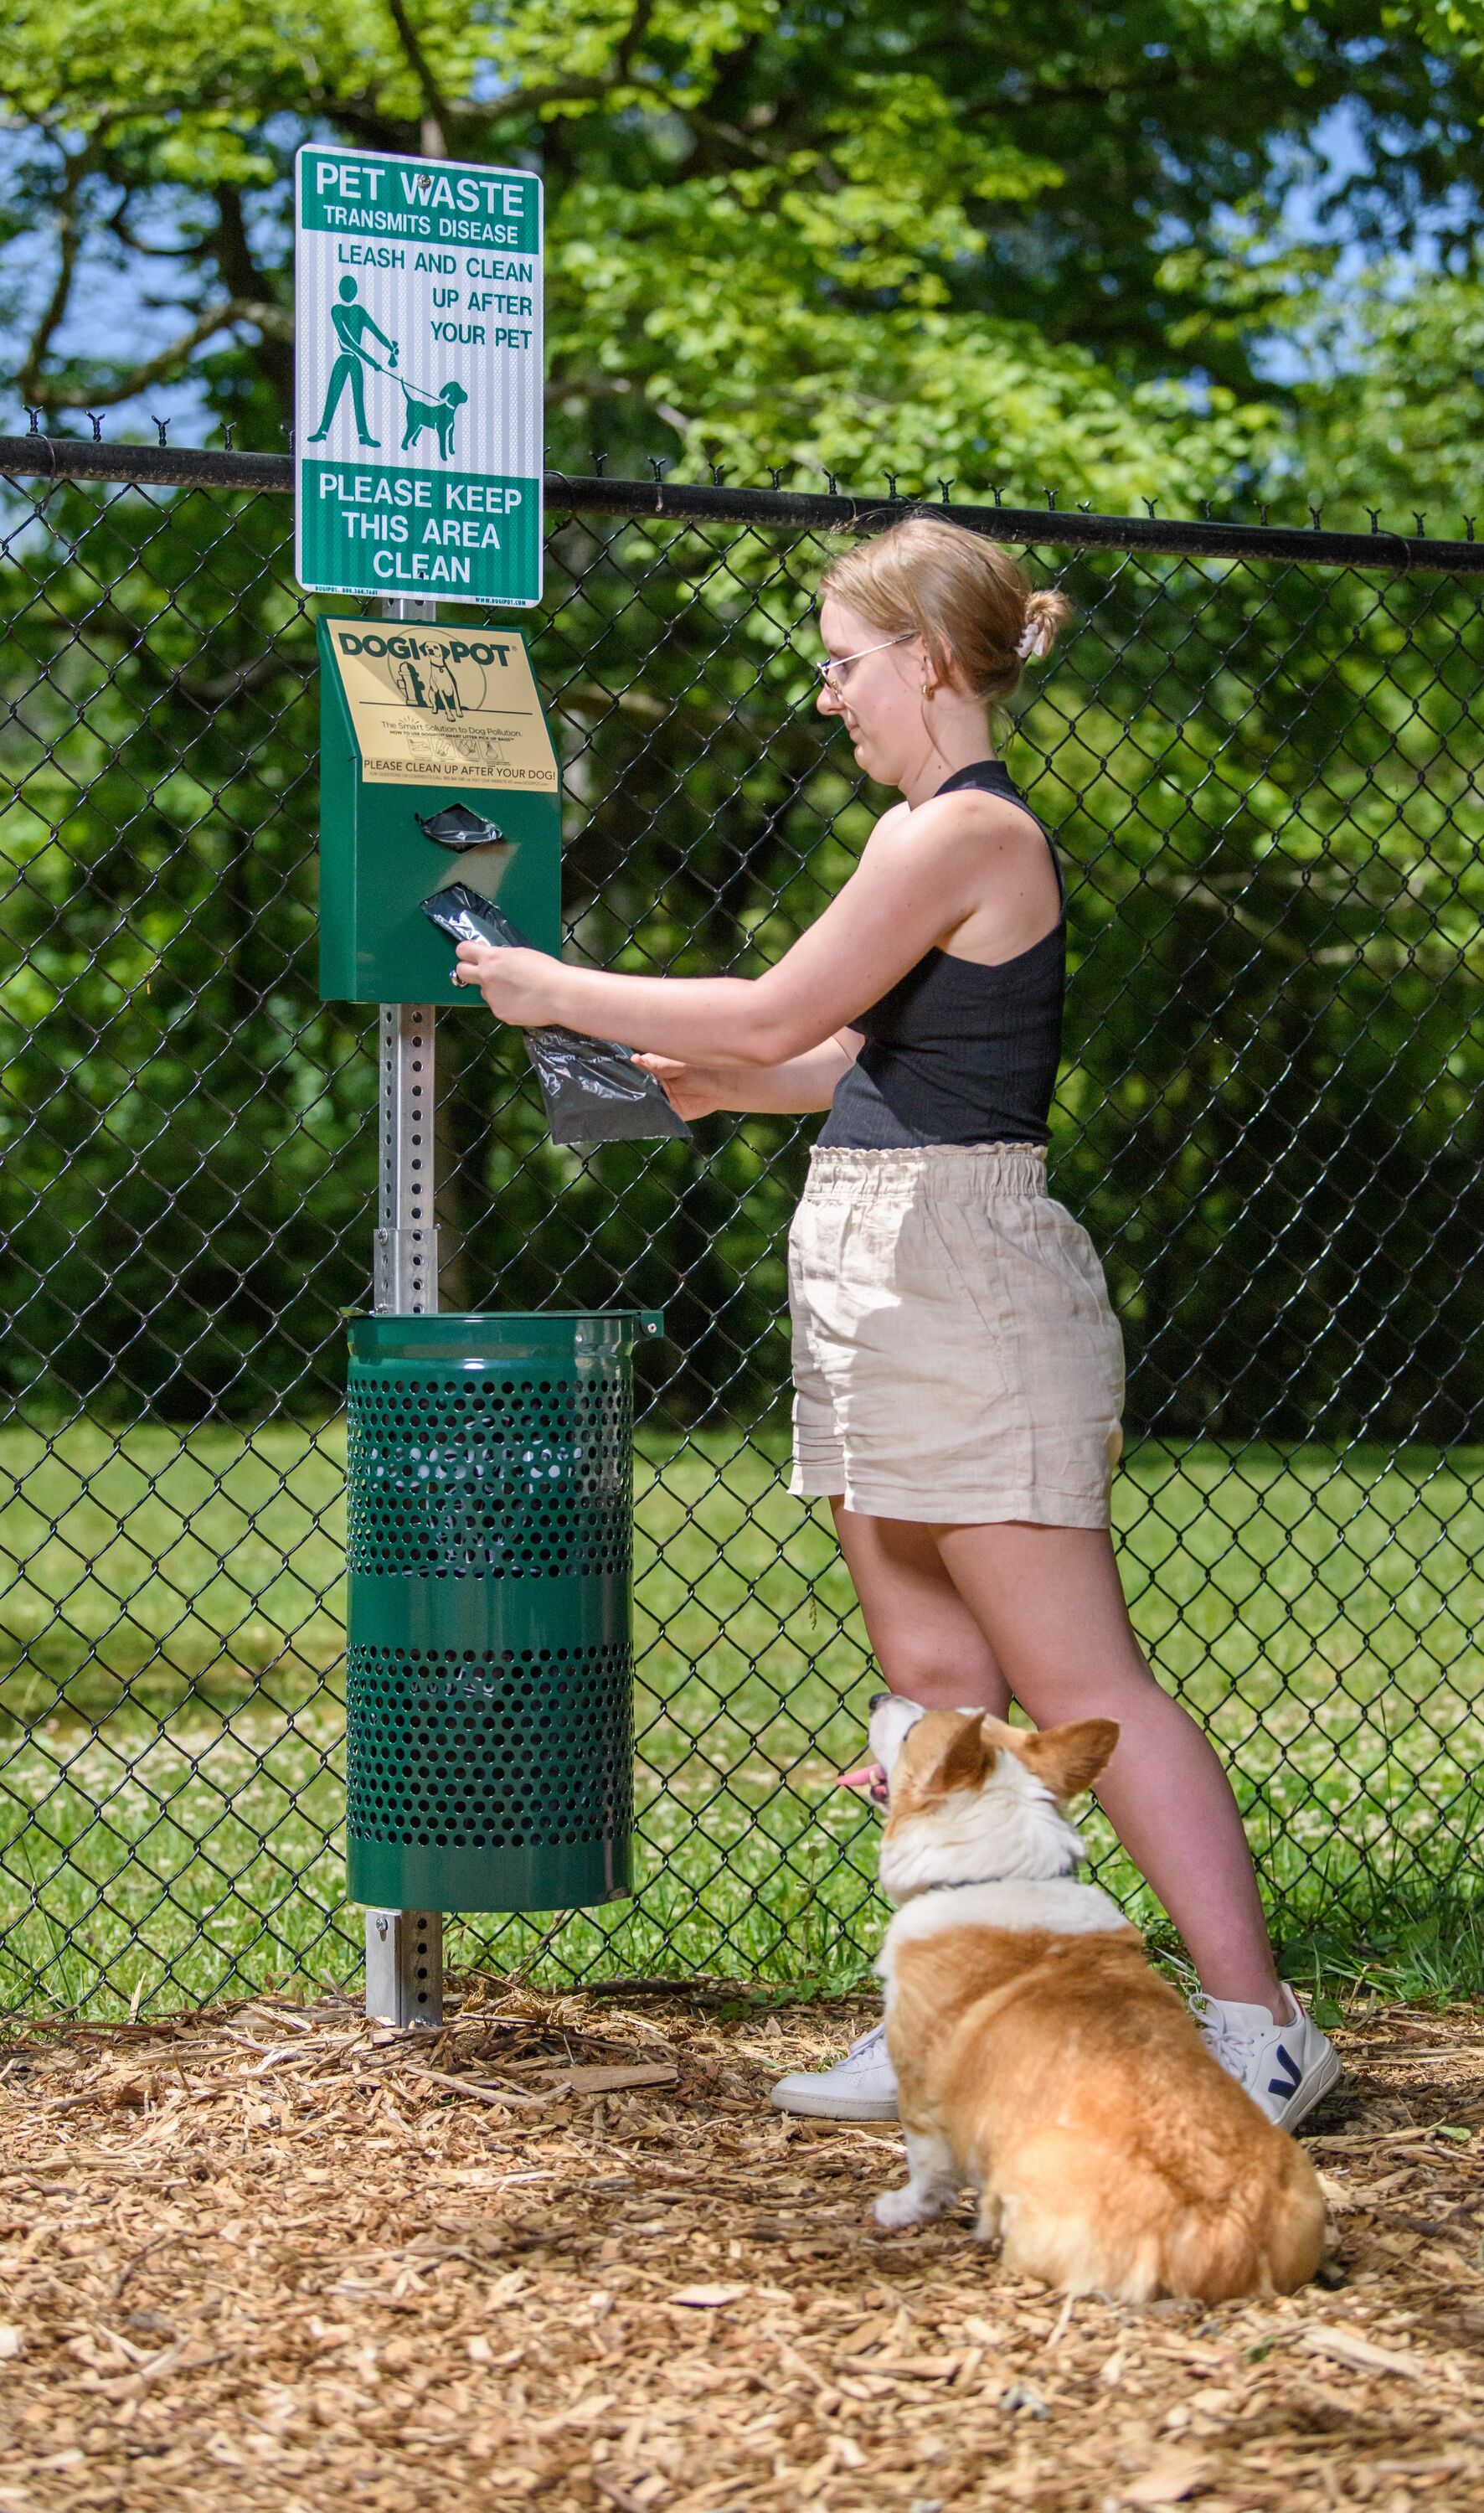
[294, 144, 544, 606]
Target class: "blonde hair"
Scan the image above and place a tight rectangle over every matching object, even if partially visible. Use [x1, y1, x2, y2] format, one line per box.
[817, 513, 1070, 706]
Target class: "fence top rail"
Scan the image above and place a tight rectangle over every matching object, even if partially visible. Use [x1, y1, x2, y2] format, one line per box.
[2, 431, 1481, 578]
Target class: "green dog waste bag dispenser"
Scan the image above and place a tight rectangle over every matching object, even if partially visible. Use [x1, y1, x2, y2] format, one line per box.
[317, 613, 562, 995]
[345, 1310, 657, 1913]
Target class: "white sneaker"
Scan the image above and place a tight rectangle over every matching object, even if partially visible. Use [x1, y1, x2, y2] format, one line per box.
[770, 2020, 899, 2121]
[1193, 1984, 1341, 2130]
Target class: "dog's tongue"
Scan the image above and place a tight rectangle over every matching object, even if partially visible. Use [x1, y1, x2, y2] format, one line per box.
[836, 1761, 889, 1803]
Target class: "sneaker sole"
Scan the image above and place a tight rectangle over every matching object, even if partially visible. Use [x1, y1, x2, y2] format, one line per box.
[768, 2085, 899, 2122]
[1278, 2044, 1342, 2134]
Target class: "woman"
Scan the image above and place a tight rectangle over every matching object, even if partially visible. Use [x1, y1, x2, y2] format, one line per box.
[453, 513, 1338, 2133]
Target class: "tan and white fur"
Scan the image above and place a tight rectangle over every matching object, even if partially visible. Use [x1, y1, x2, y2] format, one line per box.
[868, 1700, 1327, 2302]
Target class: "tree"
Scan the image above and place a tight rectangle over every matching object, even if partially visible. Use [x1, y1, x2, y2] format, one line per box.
[3, 1, 1482, 1440]
[5, 2, 1484, 508]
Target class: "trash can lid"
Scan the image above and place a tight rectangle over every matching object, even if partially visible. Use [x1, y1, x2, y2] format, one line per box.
[348, 1308, 662, 1366]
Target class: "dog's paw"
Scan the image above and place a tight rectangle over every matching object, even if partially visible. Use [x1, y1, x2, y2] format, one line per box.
[873, 2184, 938, 2232]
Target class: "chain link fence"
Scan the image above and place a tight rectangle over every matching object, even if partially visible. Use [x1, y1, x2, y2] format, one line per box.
[2, 441, 1482, 2016]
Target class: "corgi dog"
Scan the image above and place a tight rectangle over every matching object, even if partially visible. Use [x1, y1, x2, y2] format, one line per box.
[861, 1699, 1327, 2303]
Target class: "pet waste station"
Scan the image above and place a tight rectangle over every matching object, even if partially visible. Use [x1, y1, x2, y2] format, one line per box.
[301, 143, 658, 2028]
[317, 610, 658, 2028]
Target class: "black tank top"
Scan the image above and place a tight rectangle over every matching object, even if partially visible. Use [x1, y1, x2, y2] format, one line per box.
[818, 758, 1064, 1150]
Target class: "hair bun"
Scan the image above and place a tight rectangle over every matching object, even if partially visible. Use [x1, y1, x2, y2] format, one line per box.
[1016, 591, 1064, 663]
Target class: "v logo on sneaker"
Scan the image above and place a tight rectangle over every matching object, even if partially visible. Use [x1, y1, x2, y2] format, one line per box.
[1267, 2042, 1301, 2098]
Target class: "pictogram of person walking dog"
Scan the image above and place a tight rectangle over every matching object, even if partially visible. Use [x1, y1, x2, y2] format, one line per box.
[307, 277, 469, 459]
[389, 651, 466, 715]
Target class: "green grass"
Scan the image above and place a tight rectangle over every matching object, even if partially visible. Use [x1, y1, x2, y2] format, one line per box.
[3, 1420, 1482, 2018]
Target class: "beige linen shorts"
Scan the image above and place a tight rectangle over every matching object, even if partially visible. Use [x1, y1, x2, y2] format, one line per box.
[787, 1143, 1125, 1527]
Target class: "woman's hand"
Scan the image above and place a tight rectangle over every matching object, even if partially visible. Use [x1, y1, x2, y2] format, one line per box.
[452, 940, 569, 1025]
[631, 1052, 730, 1122]
[633, 1037, 859, 1117]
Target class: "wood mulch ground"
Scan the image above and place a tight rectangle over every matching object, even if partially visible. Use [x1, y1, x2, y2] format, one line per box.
[3, 1985, 1483, 2512]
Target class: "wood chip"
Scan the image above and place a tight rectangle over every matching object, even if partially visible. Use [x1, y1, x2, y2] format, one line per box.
[1120, 2448, 1217, 2505]
[542, 2064, 679, 2095]
[840, 2350, 964, 2379]
[1297, 2323, 1437, 2381]
[1370, 2459, 1476, 2477]
[4, 1988, 1484, 2511]
[389, 2061, 544, 2108]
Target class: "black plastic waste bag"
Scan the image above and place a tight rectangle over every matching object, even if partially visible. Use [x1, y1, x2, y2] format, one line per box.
[524, 1029, 693, 1146]
[415, 802, 506, 850]
[422, 885, 693, 1147]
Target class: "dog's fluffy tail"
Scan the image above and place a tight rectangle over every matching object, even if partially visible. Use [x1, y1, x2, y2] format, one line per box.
[995, 2128, 1327, 2304]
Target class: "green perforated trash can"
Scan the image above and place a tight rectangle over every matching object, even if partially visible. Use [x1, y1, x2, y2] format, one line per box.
[344, 1310, 658, 1913]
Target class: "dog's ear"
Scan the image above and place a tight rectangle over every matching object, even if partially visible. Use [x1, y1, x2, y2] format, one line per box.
[1016, 1718, 1119, 1799]
[928, 1710, 996, 1796]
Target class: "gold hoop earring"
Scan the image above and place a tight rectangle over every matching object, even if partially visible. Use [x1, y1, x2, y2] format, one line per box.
[921, 681, 934, 700]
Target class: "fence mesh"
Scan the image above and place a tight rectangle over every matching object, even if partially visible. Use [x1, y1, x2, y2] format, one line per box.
[2, 456, 1481, 2015]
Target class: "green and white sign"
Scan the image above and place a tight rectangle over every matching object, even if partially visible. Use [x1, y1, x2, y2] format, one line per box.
[294, 144, 543, 606]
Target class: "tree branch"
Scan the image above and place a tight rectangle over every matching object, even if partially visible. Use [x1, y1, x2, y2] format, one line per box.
[448, 75, 623, 127]
[432, 0, 660, 135]
[26, 297, 289, 410]
[382, 0, 453, 156]
[615, 0, 655, 80]
[212, 183, 293, 406]
[17, 136, 98, 402]
[106, 199, 199, 260]
[543, 369, 634, 408]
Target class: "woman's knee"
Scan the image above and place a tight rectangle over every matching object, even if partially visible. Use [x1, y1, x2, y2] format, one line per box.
[871, 1639, 1007, 1715]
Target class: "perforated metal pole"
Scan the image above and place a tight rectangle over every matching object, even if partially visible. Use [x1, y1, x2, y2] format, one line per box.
[364, 594, 445, 2025]
[364, 1907, 443, 2030]
[374, 1000, 438, 1315]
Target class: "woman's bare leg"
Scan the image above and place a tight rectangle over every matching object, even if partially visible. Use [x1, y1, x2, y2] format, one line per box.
[829, 1501, 1009, 1716]
[829, 1501, 1281, 2015]
[935, 1519, 1283, 2015]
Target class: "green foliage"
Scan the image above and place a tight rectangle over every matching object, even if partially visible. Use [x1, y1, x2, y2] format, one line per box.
[1286, 270, 1484, 520]
[3, 488, 1481, 1436]
[5, 0, 1484, 511]
[1042, 544, 1484, 1437]
[0, 482, 374, 1416]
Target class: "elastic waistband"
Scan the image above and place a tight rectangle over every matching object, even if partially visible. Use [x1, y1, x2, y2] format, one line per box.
[804, 1143, 1049, 1202]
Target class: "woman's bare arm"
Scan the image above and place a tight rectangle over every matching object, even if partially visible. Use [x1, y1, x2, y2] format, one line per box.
[453, 791, 1052, 1062]
[634, 1034, 859, 1119]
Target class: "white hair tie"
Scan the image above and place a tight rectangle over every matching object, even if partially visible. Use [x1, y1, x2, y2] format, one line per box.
[1016, 618, 1049, 660]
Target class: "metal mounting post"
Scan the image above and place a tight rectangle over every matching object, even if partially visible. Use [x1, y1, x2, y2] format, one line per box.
[364, 1908, 443, 2028]
[365, 593, 444, 2026]
[374, 588, 441, 1314]
[374, 1000, 440, 1314]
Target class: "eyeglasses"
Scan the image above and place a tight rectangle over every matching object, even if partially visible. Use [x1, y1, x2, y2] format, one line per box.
[813, 631, 915, 690]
